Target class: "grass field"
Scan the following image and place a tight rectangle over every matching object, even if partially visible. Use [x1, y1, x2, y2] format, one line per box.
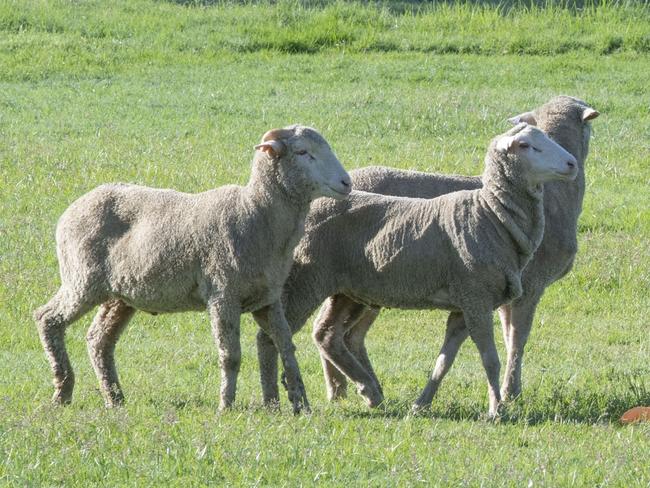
[1, 0, 649, 485]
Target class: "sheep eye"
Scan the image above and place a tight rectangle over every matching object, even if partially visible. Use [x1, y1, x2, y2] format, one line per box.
[518, 142, 530, 149]
[295, 150, 308, 156]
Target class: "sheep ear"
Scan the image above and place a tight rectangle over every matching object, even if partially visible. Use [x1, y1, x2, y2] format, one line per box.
[582, 107, 600, 121]
[508, 111, 537, 126]
[496, 135, 516, 153]
[255, 140, 286, 157]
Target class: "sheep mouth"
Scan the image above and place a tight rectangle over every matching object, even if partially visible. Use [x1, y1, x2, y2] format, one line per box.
[326, 185, 352, 197]
[554, 168, 578, 180]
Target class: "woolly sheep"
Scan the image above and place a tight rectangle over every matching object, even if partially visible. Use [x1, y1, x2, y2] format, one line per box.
[33, 125, 351, 414]
[314, 96, 599, 403]
[258, 123, 577, 417]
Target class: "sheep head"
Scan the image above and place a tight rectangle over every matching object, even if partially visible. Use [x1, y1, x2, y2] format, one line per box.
[507, 96, 599, 164]
[255, 125, 351, 200]
[496, 123, 578, 185]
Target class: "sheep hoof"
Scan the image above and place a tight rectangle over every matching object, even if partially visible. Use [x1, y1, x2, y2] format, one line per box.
[292, 402, 311, 416]
[104, 396, 125, 409]
[51, 384, 74, 405]
[290, 389, 311, 415]
[500, 388, 521, 403]
[486, 404, 505, 422]
[410, 403, 430, 416]
[327, 389, 347, 402]
[263, 398, 281, 412]
[51, 392, 72, 406]
[218, 402, 235, 413]
[358, 386, 383, 408]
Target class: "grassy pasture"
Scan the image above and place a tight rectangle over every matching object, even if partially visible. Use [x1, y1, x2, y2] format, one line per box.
[1, 0, 649, 485]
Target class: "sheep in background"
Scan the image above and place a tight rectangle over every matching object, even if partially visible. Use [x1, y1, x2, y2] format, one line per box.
[260, 123, 577, 417]
[314, 96, 599, 403]
[34, 125, 351, 414]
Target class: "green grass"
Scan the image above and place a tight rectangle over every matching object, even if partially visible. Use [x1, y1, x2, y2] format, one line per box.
[1, 0, 650, 485]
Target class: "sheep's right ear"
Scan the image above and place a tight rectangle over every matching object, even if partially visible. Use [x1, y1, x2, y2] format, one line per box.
[582, 107, 600, 121]
[496, 135, 516, 153]
[255, 140, 286, 158]
[508, 111, 537, 126]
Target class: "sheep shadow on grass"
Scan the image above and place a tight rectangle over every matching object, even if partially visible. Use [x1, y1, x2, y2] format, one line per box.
[338, 377, 650, 426]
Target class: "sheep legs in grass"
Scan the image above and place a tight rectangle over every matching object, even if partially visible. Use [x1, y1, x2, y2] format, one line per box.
[253, 302, 310, 414]
[34, 288, 93, 404]
[86, 299, 135, 407]
[314, 296, 382, 402]
[256, 329, 281, 406]
[412, 312, 469, 413]
[208, 300, 242, 411]
[499, 292, 540, 400]
[312, 296, 383, 407]
[414, 309, 501, 418]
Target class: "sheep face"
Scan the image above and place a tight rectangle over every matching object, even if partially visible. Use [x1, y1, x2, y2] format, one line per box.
[508, 96, 599, 163]
[497, 124, 578, 185]
[257, 125, 351, 200]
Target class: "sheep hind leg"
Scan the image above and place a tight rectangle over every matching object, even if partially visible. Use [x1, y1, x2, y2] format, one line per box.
[344, 306, 383, 397]
[256, 329, 280, 408]
[314, 296, 357, 401]
[86, 299, 135, 407]
[413, 311, 469, 413]
[34, 288, 94, 405]
[319, 354, 348, 401]
[313, 296, 383, 408]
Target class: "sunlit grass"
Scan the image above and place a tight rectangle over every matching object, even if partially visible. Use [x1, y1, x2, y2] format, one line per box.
[1, 0, 649, 485]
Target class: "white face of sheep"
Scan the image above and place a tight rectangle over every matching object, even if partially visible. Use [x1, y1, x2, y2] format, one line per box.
[497, 125, 578, 185]
[256, 126, 352, 200]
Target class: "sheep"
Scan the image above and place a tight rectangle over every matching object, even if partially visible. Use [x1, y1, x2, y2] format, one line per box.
[256, 123, 577, 417]
[313, 96, 599, 404]
[33, 124, 352, 414]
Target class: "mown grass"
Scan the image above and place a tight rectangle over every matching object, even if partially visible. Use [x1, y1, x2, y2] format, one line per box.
[1, 0, 650, 485]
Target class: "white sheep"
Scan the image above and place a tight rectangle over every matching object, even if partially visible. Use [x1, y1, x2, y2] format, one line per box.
[313, 96, 599, 403]
[258, 123, 576, 417]
[33, 125, 351, 413]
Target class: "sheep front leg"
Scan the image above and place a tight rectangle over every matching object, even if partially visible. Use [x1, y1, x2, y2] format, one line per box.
[465, 309, 502, 419]
[413, 312, 469, 413]
[254, 302, 310, 414]
[500, 292, 540, 400]
[256, 329, 280, 407]
[207, 300, 242, 411]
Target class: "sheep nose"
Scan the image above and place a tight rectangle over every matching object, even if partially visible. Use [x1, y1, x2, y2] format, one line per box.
[567, 160, 575, 169]
[341, 179, 351, 188]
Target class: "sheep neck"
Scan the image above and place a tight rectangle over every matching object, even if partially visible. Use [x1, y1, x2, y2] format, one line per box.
[479, 156, 545, 269]
[246, 156, 311, 255]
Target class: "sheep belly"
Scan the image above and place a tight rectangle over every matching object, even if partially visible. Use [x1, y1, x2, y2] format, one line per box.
[345, 286, 457, 311]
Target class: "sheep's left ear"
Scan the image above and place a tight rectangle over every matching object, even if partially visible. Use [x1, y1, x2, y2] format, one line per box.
[508, 111, 537, 126]
[497, 135, 516, 153]
[582, 107, 600, 121]
[255, 140, 286, 157]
